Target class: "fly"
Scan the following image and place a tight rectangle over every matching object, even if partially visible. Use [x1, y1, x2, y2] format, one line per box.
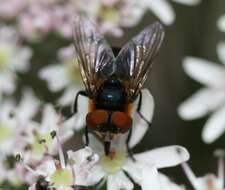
[72, 17, 165, 156]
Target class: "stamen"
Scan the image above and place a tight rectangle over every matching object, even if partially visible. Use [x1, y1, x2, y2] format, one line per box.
[54, 131, 66, 169]
[54, 159, 62, 170]
[38, 137, 49, 154]
[50, 131, 56, 139]
[15, 154, 39, 177]
[176, 148, 201, 190]
[71, 165, 76, 187]
[108, 148, 116, 160]
[180, 162, 201, 190]
[214, 149, 225, 188]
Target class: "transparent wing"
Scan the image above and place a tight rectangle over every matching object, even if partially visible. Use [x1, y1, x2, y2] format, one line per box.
[73, 16, 115, 97]
[115, 21, 165, 101]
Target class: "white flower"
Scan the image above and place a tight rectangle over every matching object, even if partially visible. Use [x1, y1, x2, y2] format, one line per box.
[23, 144, 99, 190]
[139, 0, 201, 25]
[218, 14, 225, 33]
[1, 0, 201, 39]
[0, 89, 39, 155]
[158, 173, 186, 190]
[0, 89, 39, 185]
[0, 0, 27, 19]
[0, 25, 32, 96]
[0, 157, 25, 186]
[178, 42, 225, 143]
[22, 104, 74, 161]
[81, 134, 189, 190]
[181, 150, 225, 190]
[39, 44, 83, 106]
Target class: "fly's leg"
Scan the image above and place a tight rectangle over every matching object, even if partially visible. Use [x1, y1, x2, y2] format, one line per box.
[63, 90, 88, 120]
[136, 91, 151, 127]
[85, 125, 89, 146]
[72, 90, 88, 114]
[72, 92, 89, 147]
[126, 127, 136, 162]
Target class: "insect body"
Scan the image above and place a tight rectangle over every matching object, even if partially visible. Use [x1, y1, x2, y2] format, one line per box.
[35, 176, 50, 190]
[72, 17, 165, 155]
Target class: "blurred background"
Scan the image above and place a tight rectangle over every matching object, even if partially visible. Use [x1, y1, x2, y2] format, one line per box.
[1, 0, 225, 189]
[134, 0, 225, 186]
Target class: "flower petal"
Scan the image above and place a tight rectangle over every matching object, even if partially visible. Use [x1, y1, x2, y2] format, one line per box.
[217, 42, 225, 65]
[129, 89, 154, 148]
[66, 94, 89, 131]
[0, 99, 15, 121]
[67, 147, 97, 165]
[76, 165, 106, 186]
[183, 56, 225, 87]
[107, 171, 134, 190]
[84, 134, 104, 156]
[36, 158, 56, 176]
[39, 65, 69, 92]
[68, 147, 102, 186]
[41, 104, 59, 132]
[144, 0, 175, 25]
[172, 0, 201, 6]
[181, 162, 201, 190]
[141, 166, 161, 190]
[57, 87, 81, 106]
[202, 106, 225, 143]
[134, 146, 190, 168]
[119, 3, 144, 27]
[178, 88, 225, 120]
[123, 159, 146, 185]
[158, 173, 184, 190]
[28, 184, 36, 190]
[17, 88, 40, 123]
[0, 72, 15, 94]
[217, 15, 225, 32]
[11, 47, 32, 72]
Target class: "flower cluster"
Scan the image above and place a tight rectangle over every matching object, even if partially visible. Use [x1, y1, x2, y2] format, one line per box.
[39, 44, 83, 106]
[178, 42, 225, 143]
[0, 85, 190, 189]
[0, 0, 201, 39]
[0, 90, 101, 189]
[0, 25, 32, 97]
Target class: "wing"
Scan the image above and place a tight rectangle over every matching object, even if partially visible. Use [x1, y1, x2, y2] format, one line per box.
[114, 21, 165, 102]
[73, 16, 115, 98]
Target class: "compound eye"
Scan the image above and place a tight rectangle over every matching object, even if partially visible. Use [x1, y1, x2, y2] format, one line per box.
[86, 110, 108, 129]
[112, 112, 132, 133]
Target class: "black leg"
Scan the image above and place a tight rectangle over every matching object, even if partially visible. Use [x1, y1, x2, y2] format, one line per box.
[63, 90, 88, 120]
[85, 125, 89, 146]
[136, 91, 151, 127]
[104, 141, 111, 156]
[73, 90, 88, 114]
[126, 127, 136, 162]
